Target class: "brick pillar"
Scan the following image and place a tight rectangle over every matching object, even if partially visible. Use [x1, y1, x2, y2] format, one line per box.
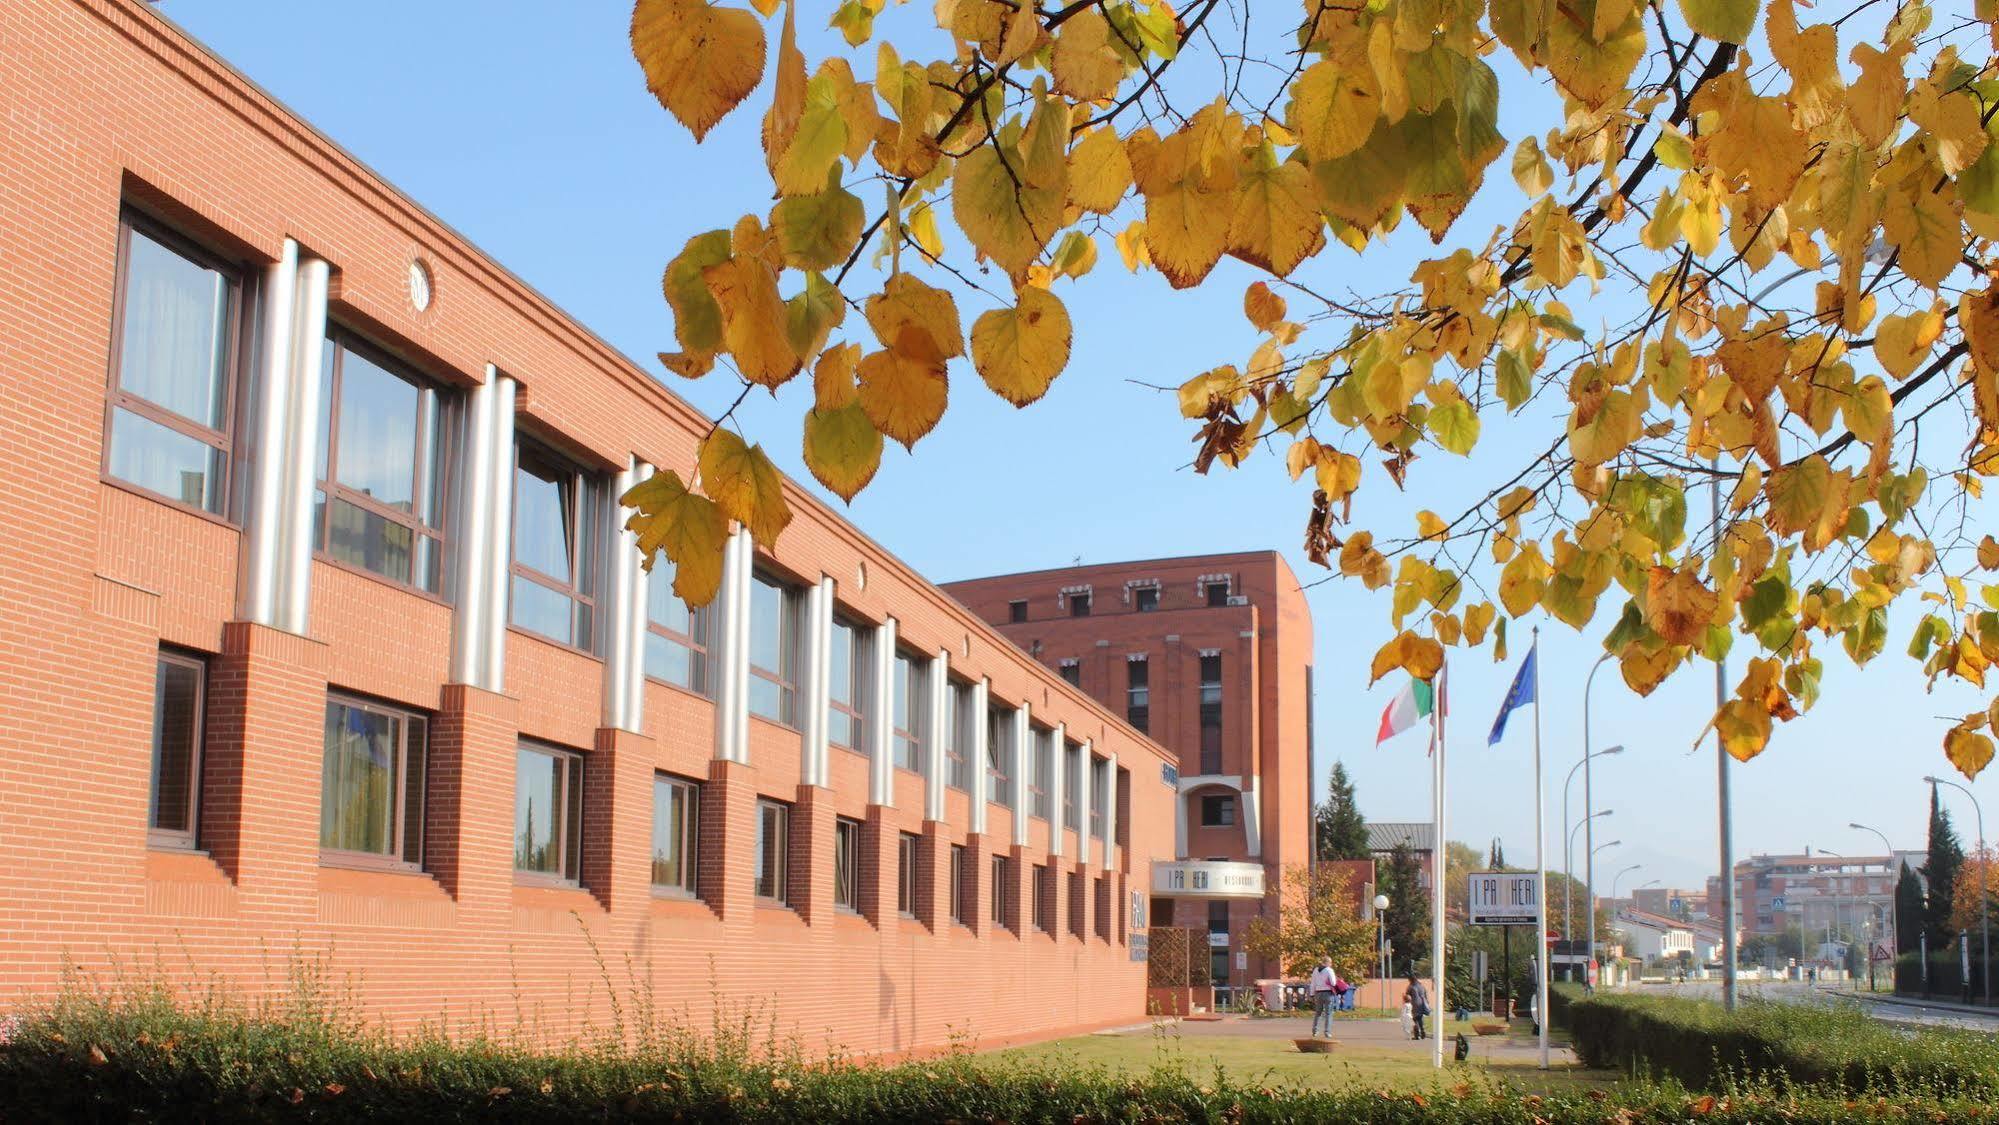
[790, 785, 834, 925]
[205, 621, 327, 917]
[860, 806, 899, 927]
[962, 833, 990, 937]
[700, 759, 759, 922]
[1003, 845, 1031, 936]
[583, 726, 655, 914]
[1046, 858, 1066, 939]
[428, 683, 520, 922]
[916, 821, 949, 932]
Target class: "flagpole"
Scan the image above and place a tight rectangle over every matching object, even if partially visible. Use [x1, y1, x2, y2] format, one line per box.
[1431, 659, 1447, 1069]
[1533, 627, 1550, 1069]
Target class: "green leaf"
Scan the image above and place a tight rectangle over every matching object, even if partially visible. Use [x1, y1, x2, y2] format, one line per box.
[773, 170, 865, 270]
[1677, 0, 1757, 44]
[1429, 399, 1481, 455]
[1740, 574, 1790, 632]
[1497, 349, 1532, 410]
[802, 402, 884, 502]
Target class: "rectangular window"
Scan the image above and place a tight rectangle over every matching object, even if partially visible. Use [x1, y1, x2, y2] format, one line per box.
[321, 694, 428, 867]
[147, 650, 206, 849]
[1205, 581, 1231, 607]
[986, 703, 1013, 808]
[1069, 871, 1087, 938]
[1058, 660, 1080, 686]
[644, 559, 709, 693]
[748, 575, 802, 726]
[315, 332, 449, 593]
[897, 832, 920, 917]
[1095, 877, 1111, 941]
[514, 742, 582, 883]
[945, 678, 973, 790]
[1090, 756, 1108, 840]
[1199, 653, 1223, 774]
[892, 649, 926, 773]
[1200, 793, 1236, 827]
[651, 774, 699, 896]
[1134, 585, 1159, 612]
[510, 440, 602, 650]
[1063, 740, 1081, 829]
[1069, 591, 1091, 617]
[1126, 656, 1149, 733]
[834, 817, 862, 912]
[1028, 725, 1053, 820]
[1208, 899, 1230, 935]
[104, 217, 241, 513]
[1032, 865, 1051, 932]
[828, 617, 869, 752]
[1008, 599, 1027, 624]
[991, 854, 1009, 929]
[949, 844, 968, 926]
[755, 799, 791, 903]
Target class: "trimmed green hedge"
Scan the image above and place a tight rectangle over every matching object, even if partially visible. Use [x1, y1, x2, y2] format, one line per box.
[4, 988, 1999, 1123]
[1550, 984, 1999, 1097]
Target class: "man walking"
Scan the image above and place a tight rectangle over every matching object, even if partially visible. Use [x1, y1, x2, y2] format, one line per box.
[1307, 959, 1338, 1037]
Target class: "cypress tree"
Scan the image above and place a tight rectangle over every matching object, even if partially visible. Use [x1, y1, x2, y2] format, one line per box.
[1924, 787, 1966, 952]
[1315, 761, 1370, 861]
[1894, 861, 1924, 956]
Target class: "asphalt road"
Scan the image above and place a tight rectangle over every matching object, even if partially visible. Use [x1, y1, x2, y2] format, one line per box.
[1622, 979, 1999, 1032]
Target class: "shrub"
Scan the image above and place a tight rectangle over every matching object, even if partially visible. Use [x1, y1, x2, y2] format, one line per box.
[1550, 984, 1999, 1097]
[5, 986, 1999, 1123]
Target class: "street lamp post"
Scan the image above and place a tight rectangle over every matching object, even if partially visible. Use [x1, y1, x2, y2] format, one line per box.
[1566, 809, 1614, 978]
[1374, 893, 1391, 987]
[1583, 654, 1614, 998]
[1816, 847, 1844, 981]
[1608, 861, 1642, 901]
[1851, 821, 1897, 992]
[1924, 776, 1989, 1006]
[1563, 746, 1624, 978]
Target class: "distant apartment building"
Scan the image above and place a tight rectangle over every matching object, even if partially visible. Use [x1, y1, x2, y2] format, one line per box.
[1615, 910, 1695, 964]
[1630, 885, 1706, 920]
[1708, 850, 1925, 940]
[944, 553, 1315, 988]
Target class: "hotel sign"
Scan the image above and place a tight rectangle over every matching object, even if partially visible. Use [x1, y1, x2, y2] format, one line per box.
[1152, 860, 1265, 899]
[1467, 871, 1540, 926]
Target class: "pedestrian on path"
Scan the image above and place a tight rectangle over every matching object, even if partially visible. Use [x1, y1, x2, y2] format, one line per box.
[1307, 959, 1338, 1037]
[1404, 974, 1430, 1040]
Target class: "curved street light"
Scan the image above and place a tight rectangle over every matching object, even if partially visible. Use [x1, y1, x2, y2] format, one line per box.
[1923, 776, 1988, 1006]
[1582, 654, 1617, 992]
[1851, 821, 1898, 988]
[1564, 809, 1615, 980]
[1563, 746, 1623, 974]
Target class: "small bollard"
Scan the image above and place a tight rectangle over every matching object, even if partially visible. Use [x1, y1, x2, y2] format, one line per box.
[1453, 1033, 1471, 1062]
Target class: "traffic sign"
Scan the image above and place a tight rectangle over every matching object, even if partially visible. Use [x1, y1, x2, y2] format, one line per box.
[1545, 929, 1560, 947]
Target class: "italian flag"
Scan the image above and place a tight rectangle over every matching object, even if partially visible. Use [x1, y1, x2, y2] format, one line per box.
[1375, 678, 1436, 744]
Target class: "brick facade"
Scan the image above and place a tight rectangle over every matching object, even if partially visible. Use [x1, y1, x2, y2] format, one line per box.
[0, 0, 1176, 1058]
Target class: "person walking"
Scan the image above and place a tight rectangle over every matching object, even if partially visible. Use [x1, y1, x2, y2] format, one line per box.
[1404, 973, 1431, 1040]
[1307, 959, 1338, 1037]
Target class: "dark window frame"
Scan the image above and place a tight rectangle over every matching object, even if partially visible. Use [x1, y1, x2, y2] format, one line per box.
[986, 702, 1014, 808]
[1133, 585, 1160, 612]
[1200, 793, 1237, 828]
[320, 691, 429, 872]
[1007, 599, 1028, 623]
[513, 740, 584, 886]
[1126, 656, 1150, 733]
[948, 844, 968, 926]
[1027, 725, 1053, 821]
[897, 832, 920, 917]
[101, 212, 246, 518]
[1069, 591, 1092, 617]
[945, 678, 974, 791]
[508, 437, 603, 653]
[1058, 660, 1080, 686]
[834, 816, 863, 912]
[651, 772, 701, 897]
[643, 563, 710, 695]
[748, 573, 803, 728]
[1032, 864, 1052, 932]
[754, 797, 792, 904]
[892, 647, 927, 774]
[315, 330, 452, 594]
[1089, 756, 1108, 840]
[1199, 653, 1224, 774]
[827, 616, 871, 753]
[1204, 581, 1231, 607]
[147, 648, 208, 851]
[990, 853, 1010, 930]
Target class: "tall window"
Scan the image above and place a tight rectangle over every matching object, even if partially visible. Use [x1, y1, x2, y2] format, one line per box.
[644, 559, 709, 693]
[949, 844, 968, 925]
[1007, 600, 1027, 623]
[147, 650, 206, 849]
[316, 333, 449, 592]
[946, 679, 974, 790]
[511, 441, 601, 649]
[514, 742, 582, 882]
[991, 854, 1010, 930]
[651, 774, 699, 896]
[1090, 756, 1108, 840]
[897, 832, 920, 916]
[104, 218, 241, 513]
[749, 575, 802, 725]
[986, 703, 1013, 808]
[1028, 725, 1053, 820]
[1058, 660, 1080, 686]
[1199, 653, 1223, 774]
[1126, 657, 1149, 732]
[321, 695, 427, 866]
[1205, 580, 1231, 607]
[834, 817, 861, 911]
[1063, 740, 1081, 830]
[1200, 793, 1236, 827]
[1032, 865, 1051, 932]
[1134, 585, 1159, 612]
[827, 617, 869, 751]
[754, 799, 791, 903]
[1069, 591, 1091, 617]
[1068, 871, 1087, 938]
[892, 649, 926, 772]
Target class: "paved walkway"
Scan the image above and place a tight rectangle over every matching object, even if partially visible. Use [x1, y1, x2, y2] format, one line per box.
[1132, 1012, 1581, 1066]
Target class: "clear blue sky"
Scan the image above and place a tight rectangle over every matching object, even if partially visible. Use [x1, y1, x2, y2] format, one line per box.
[154, 1, 1994, 892]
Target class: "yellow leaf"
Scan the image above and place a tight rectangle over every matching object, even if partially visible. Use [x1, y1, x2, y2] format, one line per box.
[1416, 511, 1447, 541]
[1368, 631, 1445, 685]
[631, 0, 767, 143]
[1846, 43, 1907, 150]
[1499, 542, 1550, 618]
[1841, 374, 1893, 445]
[1130, 106, 1241, 288]
[952, 96, 1068, 279]
[1543, 2, 1645, 108]
[1244, 282, 1286, 333]
[1567, 389, 1641, 465]
[970, 287, 1072, 407]
[772, 170, 864, 270]
[856, 344, 947, 449]
[702, 253, 800, 387]
[771, 71, 850, 196]
[1115, 221, 1151, 272]
[1730, 463, 1762, 514]
[1227, 150, 1324, 276]
[1874, 309, 1940, 380]
[1945, 723, 1995, 781]
[1314, 448, 1363, 502]
[802, 402, 883, 502]
[661, 230, 732, 363]
[1511, 135, 1552, 197]
[864, 273, 964, 360]
[1765, 454, 1832, 537]
[622, 469, 730, 605]
[1050, 7, 1124, 102]
[1979, 535, 1999, 570]
[1645, 566, 1720, 646]
[1287, 59, 1381, 163]
[1883, 180, 1961, 289]
[697, 429, 792, 547]
[1678, 174, 1722, 258]
[1696, 74, 1807, 213]
[812, 342, 861, 409]
[1678, 0, 1757, 44]
[1713, 698, 1773, 762]
[760, 0, 804, 181]
[1068, 128, 1132, 214]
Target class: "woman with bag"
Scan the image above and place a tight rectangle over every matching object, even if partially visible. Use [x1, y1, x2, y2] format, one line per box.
[1403, 973, 1430, 1040]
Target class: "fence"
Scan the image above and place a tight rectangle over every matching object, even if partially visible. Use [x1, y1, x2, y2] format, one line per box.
[1894, 950, 1996, 1004]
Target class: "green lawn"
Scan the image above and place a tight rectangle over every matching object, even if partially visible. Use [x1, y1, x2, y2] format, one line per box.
[985, 1019, 1611, 1095]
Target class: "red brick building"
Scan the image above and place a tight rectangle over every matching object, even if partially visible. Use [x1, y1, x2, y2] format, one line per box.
[943, 553, 1317, 989]
[0, 0, 1179, 1056]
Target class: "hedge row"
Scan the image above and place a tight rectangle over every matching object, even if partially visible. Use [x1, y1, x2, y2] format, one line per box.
[1550, 985, 1999, 1097]
[4, 988, 1999, 1123]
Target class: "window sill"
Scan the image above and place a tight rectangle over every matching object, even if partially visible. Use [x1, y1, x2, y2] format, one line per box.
[831, 741, 867, 756]
[506, 624, 603, 663]
[747, 713, 801, 735]
[319, 862, 445, 899]
[643, 674, 714, 702]
[319, 851, 424, 876]
[513, 873, 585, 892]
[312, 553, 451, 607]
[102, 475, 239, 532]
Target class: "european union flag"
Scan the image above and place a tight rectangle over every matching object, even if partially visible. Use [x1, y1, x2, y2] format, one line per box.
[1488, 643, 1537, 746]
